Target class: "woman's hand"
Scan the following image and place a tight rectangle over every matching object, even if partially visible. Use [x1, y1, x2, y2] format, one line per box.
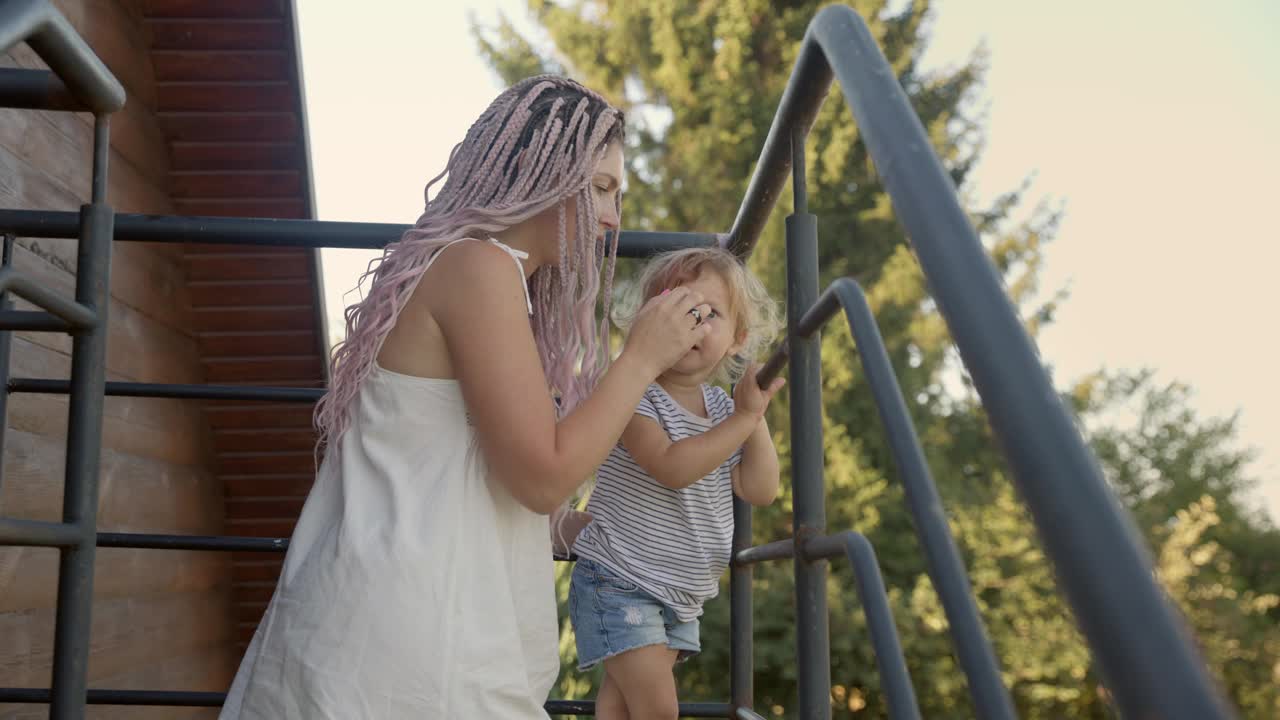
[621, 286, 713, 378]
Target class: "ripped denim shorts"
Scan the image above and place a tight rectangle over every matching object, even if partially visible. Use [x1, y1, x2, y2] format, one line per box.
[568, 558, 700, 670]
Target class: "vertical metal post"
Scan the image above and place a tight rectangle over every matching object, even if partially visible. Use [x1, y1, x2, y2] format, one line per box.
[49, 114, 112, 720]
[787, 129, 831, 719]
[0, 234, 14, 492]
[730, 496, 754, 711]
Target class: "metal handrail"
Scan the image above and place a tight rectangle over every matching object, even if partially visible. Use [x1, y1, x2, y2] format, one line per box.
[0, 209, 717, 257]
[725, 5, 1234, 718]
[735, 532, 922, 720]
[0, 0, 124, 113]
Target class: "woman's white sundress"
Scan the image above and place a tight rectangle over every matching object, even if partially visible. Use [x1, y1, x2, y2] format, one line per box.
[219, 239, 558, 719]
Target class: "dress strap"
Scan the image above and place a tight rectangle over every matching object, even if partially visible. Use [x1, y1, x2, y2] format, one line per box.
[422, 237, 533, 316]
[485, 238, 534, 316]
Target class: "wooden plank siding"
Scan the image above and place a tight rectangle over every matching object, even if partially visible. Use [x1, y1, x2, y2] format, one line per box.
[1, 0, 322, 714]
[0, 0, 234, 715]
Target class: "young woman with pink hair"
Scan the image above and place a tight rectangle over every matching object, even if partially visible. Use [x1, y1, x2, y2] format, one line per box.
[219, 76, 714, 719]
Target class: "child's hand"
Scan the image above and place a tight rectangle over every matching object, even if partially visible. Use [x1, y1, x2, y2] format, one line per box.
[734, 364, 785, 418]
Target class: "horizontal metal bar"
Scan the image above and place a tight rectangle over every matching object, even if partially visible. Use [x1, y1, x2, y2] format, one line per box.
[0, 309, 75, 332]
[547, 699, 731, 717]
[0, 68, 82, 111]
[616, 231, 718, 257]
[0, 517, 84, 547]
[733, 538, 794, 566]
[0, 267, 96, 329]
[97, 532, 289, 552]
[0, 0, 125, 113]
[8, 378, 324, 402]
[0, 688, 224, 706]
[0, 210, 718, 257]
[0, 688, 731, 716]
[93, 533, 582, 561]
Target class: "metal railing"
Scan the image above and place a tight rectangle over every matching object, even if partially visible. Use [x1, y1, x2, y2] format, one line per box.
[0, 1, 1238, 718]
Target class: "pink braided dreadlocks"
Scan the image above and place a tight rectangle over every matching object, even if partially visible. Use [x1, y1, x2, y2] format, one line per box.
[315, 76, 626, 454]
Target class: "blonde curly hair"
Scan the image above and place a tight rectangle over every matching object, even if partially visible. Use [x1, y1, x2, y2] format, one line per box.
[614, 247, 781, 386]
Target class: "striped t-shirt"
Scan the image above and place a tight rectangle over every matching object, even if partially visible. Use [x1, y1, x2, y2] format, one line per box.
[572, 383, 743, 621]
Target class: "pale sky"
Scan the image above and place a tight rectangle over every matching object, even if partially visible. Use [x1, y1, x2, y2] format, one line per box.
[295, 1, 1279, 521]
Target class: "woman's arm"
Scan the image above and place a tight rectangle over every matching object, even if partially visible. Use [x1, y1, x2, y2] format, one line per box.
[421, 241, 709, 514]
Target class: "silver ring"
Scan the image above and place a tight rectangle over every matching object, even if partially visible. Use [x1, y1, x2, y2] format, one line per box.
[688, 307, 702, 325]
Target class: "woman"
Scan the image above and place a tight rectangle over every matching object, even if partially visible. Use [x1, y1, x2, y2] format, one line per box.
[219, 76, 714, 718]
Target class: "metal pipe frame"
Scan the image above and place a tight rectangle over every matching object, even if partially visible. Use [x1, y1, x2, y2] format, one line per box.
[784, 128, 831, 719]
[0, 517, 84, 546]
[757, 278, 1013, 718]
[0, 269, 97, 329]
[0, 689, 733, 717]
[0, 310, 77, 332]
[728, 5, 1234, 718]
[729, 496, 753, 712]
[8, 378, 325, 402]
[46, 123, 113, 720]
[0, 209, 716, 257]
[0, 67, 84, 111]
[96, 533, 289, 552]
[0, 7, 123, 716]
[0, 0, 125, 113]
[804, 532, 920, 720]
[733, 532, 920, 720]
[0, 235, 13, 492]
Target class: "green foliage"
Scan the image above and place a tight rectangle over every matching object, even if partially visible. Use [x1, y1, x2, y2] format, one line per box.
[477, 3, 1279, 717]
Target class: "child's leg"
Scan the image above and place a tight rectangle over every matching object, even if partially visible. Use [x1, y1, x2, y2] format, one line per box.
[602, 645, 679, 720]
[594, 670, 630, 720]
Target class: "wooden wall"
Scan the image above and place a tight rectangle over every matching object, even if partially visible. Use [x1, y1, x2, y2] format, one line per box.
[0, 1, 236, 717]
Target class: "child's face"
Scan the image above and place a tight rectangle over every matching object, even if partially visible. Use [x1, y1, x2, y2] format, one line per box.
[665, 268, 742, 379]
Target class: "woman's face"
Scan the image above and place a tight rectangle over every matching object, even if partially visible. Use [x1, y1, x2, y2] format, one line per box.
[525, 140, 624, 257]
[590, 141, 624, 235]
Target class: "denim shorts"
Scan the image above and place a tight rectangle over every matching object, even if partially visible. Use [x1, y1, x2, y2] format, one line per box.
[568, 558, 700, 670]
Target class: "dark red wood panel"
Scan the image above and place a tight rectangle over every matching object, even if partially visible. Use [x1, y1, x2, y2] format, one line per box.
[187, 279, 313, 306]
[169, 170, 302, 198]
[170, 141, 300, 171]
[157, 82, 295, 113]
[175, 197, 306, 218]
[159, 112, 300, 142]
[184, 251, 309, 280]
[152, 50, 291, 82]
[145, 0, 322, 650]
[142, 0, 286, 19]
[197, 330, 319, 357]
[149, 20, 288, 51]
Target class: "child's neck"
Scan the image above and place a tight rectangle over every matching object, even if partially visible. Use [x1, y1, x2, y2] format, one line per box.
[656, 371, 711, 417]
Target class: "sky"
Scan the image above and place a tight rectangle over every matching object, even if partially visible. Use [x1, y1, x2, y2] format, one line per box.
[294, 1, 1279, 521]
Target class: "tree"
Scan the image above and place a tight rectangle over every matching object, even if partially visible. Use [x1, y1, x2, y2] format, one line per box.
[476, 2, 1279, 717]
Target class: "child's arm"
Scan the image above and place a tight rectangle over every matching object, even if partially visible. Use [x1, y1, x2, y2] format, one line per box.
[732, 416, 780, 506]
[621, 411, 759, 490]
[622, 369, 785, 491]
